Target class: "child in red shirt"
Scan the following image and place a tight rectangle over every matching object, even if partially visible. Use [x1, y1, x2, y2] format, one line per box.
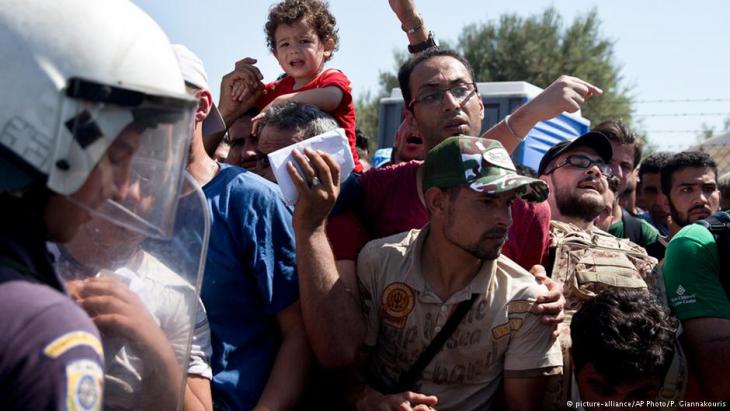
[243, 0, 361, 171]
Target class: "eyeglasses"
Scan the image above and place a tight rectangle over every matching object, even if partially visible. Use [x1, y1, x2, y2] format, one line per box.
[409, 82, 478, 110]
[544, 154, 613, 176]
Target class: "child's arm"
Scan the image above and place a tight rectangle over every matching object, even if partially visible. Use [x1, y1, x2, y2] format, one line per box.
[264, 86, 344, 113]
[251, 87, 344, 134]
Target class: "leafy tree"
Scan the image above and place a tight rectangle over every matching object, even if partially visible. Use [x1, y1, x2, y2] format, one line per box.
[356, 8, 635, 145]
[355, 54, 405, 147]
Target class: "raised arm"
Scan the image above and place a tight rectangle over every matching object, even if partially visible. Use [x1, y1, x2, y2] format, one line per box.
[251, 86, 344, 131]
[388, 0, 431, 49]
[484, 75, 603, 154]
[203, 57, 264, 156]
[288, 148, 367, 368]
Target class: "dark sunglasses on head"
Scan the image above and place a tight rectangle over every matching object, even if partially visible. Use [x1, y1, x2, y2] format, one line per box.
[544, 154, 612, 176]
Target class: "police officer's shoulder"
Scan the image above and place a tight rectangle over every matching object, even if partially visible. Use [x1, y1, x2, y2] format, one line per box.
[0, 279, 104, 410]
[0, 278, 102, 357]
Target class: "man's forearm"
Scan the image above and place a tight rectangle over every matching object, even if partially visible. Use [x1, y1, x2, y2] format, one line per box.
[297, 227, 366, 368]
[138, 339, 185, 411]
[389, 0, 430, 47]
[482, 106, 542, 155]
[256, 314, 311, 411]
[183, 375, 213, 411]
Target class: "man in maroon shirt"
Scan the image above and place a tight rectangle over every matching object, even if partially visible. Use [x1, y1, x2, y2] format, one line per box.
[293, 47, 603, 371]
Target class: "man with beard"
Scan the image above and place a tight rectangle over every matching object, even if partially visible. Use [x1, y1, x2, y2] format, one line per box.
[295, 47, 596, 369]
[349, 137, 562, 410]
[537, 132, 675, 407]
[537, 132, 614, 235]
[660, 151, 729, 401]
[591, 120, 664, 259]
[660, 152, 721, 233]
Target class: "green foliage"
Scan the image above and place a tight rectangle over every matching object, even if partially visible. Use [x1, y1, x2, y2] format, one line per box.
[355, 51, 407, 147]
[458, 8, 633, 124]
[354, 90, 379, 147]
[356, 7, 636, 141]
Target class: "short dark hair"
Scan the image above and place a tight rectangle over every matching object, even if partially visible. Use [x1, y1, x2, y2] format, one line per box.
[264, 0, 339, 61]
[398, 48, 476, 111]
[660, 151, 718, 197]
[638, 151, 674, 182]
[571, 288, 677, 386]
[259, 101, 337, 142]
[592, 119, 642, 169]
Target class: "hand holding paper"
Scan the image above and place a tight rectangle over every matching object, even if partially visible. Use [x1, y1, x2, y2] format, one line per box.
[268, 128, 353, 205]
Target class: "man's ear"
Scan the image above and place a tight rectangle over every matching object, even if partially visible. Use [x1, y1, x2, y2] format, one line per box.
[424, 187, 448, 217]
[195, 89, 213, 124]
[323, 37, 335, 59]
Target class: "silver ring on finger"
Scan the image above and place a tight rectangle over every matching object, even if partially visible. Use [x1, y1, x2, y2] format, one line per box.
[310, 176, 322, 188]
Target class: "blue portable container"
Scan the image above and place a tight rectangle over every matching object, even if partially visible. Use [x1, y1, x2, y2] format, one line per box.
[377, 81, 591, 172]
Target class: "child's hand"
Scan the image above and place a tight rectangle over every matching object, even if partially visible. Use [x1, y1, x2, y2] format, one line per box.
[218, 57, 264, 124]
[229, 57, 264, 102]
[249, 95, 287, 136]
[250, 109, 269, 137]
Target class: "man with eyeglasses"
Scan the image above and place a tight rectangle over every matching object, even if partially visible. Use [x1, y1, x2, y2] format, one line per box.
[535, 132, 685, 406]
[537, 132, 614, 234]
[591, 120, 665, 260]
[295, 44, 602, 380]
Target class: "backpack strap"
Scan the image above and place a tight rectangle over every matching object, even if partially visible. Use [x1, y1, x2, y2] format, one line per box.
[621, 208, 643, 245]
[695, 211, 730, 297]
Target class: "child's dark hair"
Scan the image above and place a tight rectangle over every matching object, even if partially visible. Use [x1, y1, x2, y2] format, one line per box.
[265, 0, 339, 61]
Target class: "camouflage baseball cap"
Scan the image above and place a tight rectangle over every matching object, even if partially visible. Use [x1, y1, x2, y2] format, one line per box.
[423, 136, 549, 202]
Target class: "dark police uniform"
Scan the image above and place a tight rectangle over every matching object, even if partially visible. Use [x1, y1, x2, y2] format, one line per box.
[0, 224, 104, 411]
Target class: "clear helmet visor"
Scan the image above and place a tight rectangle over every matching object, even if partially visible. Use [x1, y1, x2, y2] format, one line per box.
[53, 172, 210, 410]
[53, 78, 197, 239]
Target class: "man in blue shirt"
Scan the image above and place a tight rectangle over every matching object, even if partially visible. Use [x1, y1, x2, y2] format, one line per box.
[176, 45, 309, 411]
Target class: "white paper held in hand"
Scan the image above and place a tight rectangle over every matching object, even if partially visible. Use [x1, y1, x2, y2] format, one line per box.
[268, 128, 354, 205]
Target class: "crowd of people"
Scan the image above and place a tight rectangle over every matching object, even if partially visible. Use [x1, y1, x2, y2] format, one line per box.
[0, 0, 728, 410]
